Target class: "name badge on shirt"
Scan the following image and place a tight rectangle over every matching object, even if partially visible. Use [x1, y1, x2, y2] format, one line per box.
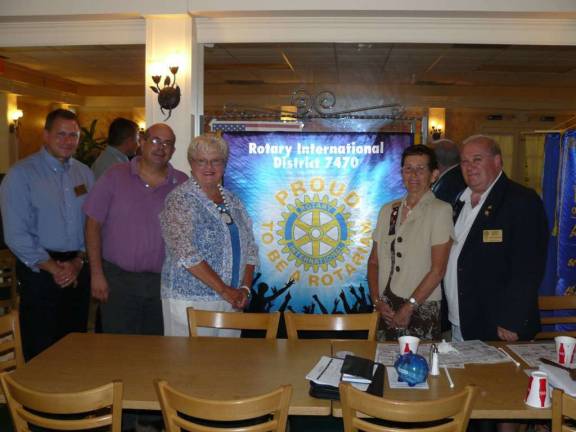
[74, 184, 88, 197]
[483, 229, 503, 243]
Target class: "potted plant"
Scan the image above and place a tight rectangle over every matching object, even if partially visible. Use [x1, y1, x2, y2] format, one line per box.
[76, 119, 107, 167]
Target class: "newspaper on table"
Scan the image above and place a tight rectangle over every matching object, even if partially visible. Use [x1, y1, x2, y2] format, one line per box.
[506, 342, 555, 368]
[375, 340, 510, 368]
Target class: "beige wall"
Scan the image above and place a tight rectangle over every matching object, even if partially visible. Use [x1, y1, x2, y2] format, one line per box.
[16, 102, 48, 159]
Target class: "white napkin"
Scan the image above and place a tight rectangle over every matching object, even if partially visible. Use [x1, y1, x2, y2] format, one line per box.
[539, 364, 576, 397]
[438, 340, 458, 354]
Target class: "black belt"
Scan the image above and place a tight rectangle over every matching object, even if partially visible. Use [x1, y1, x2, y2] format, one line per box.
[47, 250, 80, 262]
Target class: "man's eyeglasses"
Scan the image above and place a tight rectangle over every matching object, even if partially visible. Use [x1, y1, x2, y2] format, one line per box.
[149, 137, 175, 149]
[191, 158, 226, 168]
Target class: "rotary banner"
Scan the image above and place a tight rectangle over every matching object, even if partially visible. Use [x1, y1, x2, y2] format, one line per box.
[557, 129, 576, 297]
[222, 132, 412, 313]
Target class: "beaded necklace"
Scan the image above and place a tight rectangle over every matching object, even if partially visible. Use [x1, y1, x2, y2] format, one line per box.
[191, 179, 233, 225]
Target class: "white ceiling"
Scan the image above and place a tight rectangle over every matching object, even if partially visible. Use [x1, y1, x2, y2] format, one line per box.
[1, 42, 576, 88]
[1, 42, 576, 114]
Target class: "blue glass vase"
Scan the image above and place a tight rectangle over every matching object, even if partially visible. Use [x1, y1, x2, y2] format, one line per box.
[394, 351, 429, 386]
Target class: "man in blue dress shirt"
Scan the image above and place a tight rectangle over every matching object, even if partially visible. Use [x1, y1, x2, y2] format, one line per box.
[91, 117, 139, 180]
[0, 108, 94, 360]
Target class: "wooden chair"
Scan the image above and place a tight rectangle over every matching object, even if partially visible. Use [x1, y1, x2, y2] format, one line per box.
[340, 382, 477, 432]
[0, 249, 18, 311]
[536, 295, 576, 339]
[187, 308, 280, 339]
[284, 311, 379, 341]
[552, 388, 576, 432]
[0, 372, 123, 432]
[155, 379, 292, 432]
[0, 310, 24, 373]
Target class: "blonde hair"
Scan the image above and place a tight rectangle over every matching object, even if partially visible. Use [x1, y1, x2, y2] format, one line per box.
[187, 133, 229, 164]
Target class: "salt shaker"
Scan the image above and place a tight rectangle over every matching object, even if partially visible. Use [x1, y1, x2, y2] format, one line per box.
[429, 343, 440, 376]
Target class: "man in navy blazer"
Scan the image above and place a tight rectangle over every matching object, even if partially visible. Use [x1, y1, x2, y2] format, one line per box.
[444, 135, 548, 341]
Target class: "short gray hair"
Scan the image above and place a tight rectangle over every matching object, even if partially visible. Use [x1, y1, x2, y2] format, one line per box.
[187, 133, 229, 164]
[462, 134, 502, 157]
[431, 139, 459, 168]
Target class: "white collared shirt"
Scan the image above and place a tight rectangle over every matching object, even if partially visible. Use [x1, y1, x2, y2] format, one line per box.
[444, 171, 502, 326]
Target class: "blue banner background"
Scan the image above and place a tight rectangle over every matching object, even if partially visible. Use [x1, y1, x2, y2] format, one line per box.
[541, 133, 561, 295]
[223, 132, 412, 313]
[557, 130, 576, 297]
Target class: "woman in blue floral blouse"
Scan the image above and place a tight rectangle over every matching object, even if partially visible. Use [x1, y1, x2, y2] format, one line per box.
[160, 133, 259, 336]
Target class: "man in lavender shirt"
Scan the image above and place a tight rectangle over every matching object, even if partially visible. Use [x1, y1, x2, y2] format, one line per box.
[83, 123, 187, 335]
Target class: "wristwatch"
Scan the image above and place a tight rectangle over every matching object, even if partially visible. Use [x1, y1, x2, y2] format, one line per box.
[408, 297, 419, 308]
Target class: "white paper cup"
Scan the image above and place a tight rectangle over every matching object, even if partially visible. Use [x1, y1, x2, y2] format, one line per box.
[525, 371, 551, 408]
[398, 335, 420, 354]
[555, 336, 576, 366]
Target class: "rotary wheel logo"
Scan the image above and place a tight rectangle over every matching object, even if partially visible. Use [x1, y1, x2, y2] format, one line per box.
[277, 194, 353, 272]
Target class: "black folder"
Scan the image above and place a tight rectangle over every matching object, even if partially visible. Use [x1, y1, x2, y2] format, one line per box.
[340, 354, 376, 383]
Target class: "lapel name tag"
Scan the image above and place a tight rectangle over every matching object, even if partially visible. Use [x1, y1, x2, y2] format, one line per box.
[74, 184, 88, 197]
[483, 229, 503, 243]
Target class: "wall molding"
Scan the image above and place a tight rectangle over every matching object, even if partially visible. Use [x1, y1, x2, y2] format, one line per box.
[1, 15, 575, 47]
[0, 19, 145, 47]
[196, 16, 576, 45]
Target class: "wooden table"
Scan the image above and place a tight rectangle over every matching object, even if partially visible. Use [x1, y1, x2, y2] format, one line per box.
[11, 333, 331, 416]
[332, 340, 551, 420]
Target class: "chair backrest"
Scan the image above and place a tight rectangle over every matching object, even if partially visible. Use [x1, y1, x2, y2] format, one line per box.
[340, 382, 477, 432]
[187, 308, 280, 339]
[0, 249, 18, 311]
[155, 379, 292, 432]
[0, 310, 24, 373]
[0, 372, 123, 432]
[552, 388, 576, 432]
[284, 311, 378, 341]
[536, 295, 576, 339]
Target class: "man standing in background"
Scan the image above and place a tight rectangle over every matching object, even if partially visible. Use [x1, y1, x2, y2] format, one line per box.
[92, 117, 139, 180]
[431, 138, 466, 205]
[0, 108, 94, 360]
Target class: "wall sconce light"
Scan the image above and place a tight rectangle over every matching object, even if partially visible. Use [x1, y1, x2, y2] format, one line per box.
[431, 125, 443, 140]
[280, 105, 298, 122]
[137, 121, 146, 132]
[149, 66, 180, 121]
[9, 109, 23, 133]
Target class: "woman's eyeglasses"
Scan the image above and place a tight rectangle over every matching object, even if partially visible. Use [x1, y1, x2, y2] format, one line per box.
[191, 158, 226, 168]
[401, 165, 429, 176]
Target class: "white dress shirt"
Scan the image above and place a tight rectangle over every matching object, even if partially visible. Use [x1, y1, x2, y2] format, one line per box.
[444, 171, 502, 326]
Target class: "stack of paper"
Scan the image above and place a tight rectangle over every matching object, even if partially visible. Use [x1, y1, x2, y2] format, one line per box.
[306, 356, 343, 387]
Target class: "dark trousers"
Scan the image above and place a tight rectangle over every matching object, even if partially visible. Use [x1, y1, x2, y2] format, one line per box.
[16, 257, 90, 361]
[100, 260, 163, 335]
[99, 263, 164, 431]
